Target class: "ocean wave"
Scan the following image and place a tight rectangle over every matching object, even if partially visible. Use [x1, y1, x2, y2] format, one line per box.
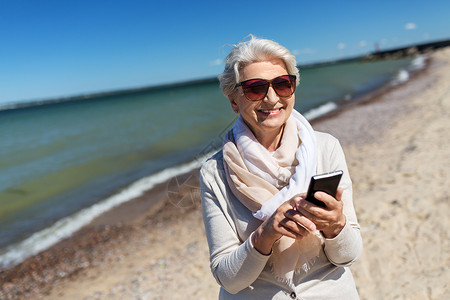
[391, 69, 410, 86]
[303, 102, 338, 120]
[390, 55, 426, 86]
[408, 55, 426, 71]
[0, 151, 215, 271]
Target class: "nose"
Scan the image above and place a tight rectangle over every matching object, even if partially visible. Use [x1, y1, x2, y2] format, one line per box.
[263, 85, 279, 104]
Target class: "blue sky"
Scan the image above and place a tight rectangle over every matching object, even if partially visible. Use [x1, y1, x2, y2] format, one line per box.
[1, 0, 449, 105]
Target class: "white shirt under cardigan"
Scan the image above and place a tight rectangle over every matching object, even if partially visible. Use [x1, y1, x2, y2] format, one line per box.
[200, 131, 363, 300]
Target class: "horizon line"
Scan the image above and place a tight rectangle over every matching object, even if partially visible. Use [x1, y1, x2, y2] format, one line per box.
[2, 37, 449, 111]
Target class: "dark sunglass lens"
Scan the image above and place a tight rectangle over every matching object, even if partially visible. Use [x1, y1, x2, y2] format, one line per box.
[242, 80, 269, 100]
[273, 76, 294, 96]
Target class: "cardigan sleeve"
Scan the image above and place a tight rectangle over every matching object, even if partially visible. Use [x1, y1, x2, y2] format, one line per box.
[200, 163, 270, 294]
[319, 134, 363, 266]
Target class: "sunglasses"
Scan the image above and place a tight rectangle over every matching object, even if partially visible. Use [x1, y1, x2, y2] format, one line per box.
[235, 75, 297, 101]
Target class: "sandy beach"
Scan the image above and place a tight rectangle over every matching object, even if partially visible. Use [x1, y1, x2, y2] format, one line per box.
[1, 47, 449, 300]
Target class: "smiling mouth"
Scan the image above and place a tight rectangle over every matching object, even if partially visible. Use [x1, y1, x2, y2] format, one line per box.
[259, 107, 282, 115]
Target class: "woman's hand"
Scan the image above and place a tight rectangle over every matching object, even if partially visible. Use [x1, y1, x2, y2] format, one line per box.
[296, 188, 346, 239]
[251, 196, 317, 255]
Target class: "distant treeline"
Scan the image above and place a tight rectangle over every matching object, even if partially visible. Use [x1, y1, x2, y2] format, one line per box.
[363, 38, 450, 61]
[300, 38, 450, 69]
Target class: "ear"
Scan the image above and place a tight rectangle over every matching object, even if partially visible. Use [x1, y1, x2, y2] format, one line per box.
[228, 97, 240, 114]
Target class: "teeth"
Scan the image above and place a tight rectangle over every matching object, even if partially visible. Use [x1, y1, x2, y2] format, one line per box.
[260, 108, 281, 113]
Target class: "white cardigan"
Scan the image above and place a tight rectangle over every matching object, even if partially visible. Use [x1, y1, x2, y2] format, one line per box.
[200, 131, 362, 299]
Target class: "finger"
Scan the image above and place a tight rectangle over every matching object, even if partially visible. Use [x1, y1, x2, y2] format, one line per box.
[335, 188, 343, 201]
[295, 207, 318, 222]
[296, 197, 325, 215]
[297, 200, 333, 225]
[284, 207, 316, 231]
[279, 218, 311, 238]
[287, 195, 303, 208]
[314, 191, 339, 209]
[271, 217, 304, 240]
[285, 210, 317, 231]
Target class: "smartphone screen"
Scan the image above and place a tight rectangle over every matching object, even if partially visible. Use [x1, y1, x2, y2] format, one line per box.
[305, 170, 343, 207]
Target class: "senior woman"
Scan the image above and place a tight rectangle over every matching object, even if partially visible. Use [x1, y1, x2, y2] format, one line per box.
[200, 36, 362, 299]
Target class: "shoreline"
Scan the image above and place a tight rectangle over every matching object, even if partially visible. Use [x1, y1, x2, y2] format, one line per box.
[310, 56, 432, 145]
[1, 48, 449, 299]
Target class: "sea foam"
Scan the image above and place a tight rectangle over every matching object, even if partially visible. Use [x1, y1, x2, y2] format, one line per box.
[391, 69, 410, 86]
[390, 55, 426, 86]
[409, 55, 426, 71]
[303, 102, 338, 120]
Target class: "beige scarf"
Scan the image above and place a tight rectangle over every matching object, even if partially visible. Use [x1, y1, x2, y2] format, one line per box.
[223, 110, 323, 283]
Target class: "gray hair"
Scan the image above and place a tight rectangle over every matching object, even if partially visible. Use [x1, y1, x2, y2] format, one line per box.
[218, 35, 300, 99]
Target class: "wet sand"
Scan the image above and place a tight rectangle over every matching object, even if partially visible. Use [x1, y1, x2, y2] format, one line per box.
[1, 48, 449, 300]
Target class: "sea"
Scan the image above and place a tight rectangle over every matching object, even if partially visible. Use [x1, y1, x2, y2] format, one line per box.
[0, 56, 425, 270]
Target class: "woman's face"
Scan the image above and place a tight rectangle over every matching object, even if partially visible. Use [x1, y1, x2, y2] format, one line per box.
[229, 58, 295, 142]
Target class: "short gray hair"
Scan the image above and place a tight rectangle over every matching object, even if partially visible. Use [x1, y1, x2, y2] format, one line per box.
[218, 35, 300, 99]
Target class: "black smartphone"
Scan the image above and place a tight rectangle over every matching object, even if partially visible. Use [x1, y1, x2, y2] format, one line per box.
[305, 170, 343, 207]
